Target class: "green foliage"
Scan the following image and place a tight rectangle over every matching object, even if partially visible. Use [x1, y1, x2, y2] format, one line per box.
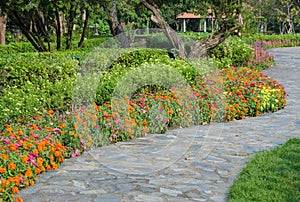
[145, 32, 196, 56]
[229, 138, 300, 201]
[96, 49, 176, 104]
[0, 52, 81, 123]
[96, 20, 111, 36]
[242, 33, 300, 43]
[209, 36, 254, 68]
[0, 42, 36, 54]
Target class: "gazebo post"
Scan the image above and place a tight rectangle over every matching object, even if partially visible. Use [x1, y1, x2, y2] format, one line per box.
[183, 19, 186, 32]
[199, 18, 202, 31]
[204, 18, 207, 32]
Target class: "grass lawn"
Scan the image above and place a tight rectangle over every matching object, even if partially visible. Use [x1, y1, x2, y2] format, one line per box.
[228, 138, 300, 201]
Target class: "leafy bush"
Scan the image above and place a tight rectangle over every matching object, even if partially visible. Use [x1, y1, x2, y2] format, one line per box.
[209, 36, 254, 68]
[0, 45, 288, 201]
[242, 33, 300, 43]
[95, 49, 202, 104]
[0, 42, 35, 54]
[0, 52, 81, 123]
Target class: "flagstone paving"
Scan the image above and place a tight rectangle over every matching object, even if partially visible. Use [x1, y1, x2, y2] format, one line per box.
[17, 47, 300, 201]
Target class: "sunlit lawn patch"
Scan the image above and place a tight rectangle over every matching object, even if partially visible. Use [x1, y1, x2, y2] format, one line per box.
[228, 138, 300, 201]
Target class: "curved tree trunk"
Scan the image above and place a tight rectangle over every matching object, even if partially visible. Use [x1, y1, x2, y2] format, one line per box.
[101, 0, 130, 48]
[141, 0, 186, 59]
[141, 0, 243, 59]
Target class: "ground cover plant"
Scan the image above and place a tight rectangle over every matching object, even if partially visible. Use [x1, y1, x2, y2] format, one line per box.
[0, 34, 295, 201]
[228, 138, 300, 201]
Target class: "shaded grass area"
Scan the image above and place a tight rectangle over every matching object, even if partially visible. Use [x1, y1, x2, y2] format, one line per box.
[228, 138, 300, 201]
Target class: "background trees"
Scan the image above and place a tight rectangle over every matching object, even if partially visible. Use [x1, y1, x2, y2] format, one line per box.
[0, 0, 299, 53]
[245, 0, 300, 34]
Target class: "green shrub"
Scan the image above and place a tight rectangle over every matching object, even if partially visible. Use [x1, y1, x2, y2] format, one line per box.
[242, 33, 300, 43]
[0, 51, 81, 123]
[95, 49, 202, 104]
[0, 42, 35, 54]
[209, 36, 254, 68]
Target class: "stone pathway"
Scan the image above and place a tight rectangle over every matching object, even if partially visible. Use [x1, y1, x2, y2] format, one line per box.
[17, 47, 300, 202]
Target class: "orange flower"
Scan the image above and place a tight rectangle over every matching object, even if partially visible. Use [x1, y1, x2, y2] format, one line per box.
[5, 125, 13, 132]
[8, 162, 16, 171]
[32, 149, 39, 155]
[24, 143, 33, 149]
[9, 144, 17, 151]
[38, 143, 45, 153]
[0, 167, 7, 173]
[16, 197, 23, 202]
[0, 154, 8, 160]
[30, 180, 35, 186]
[8, 176, 20, 186]
[74, 123, 79, 130]
[82, 122, 88, 127]
[21, 155, 28, 163]
[75, 115, 82, 123]
[45, 127, 53, 131]
[51, 163, 58, 169]
[11, 186, 19, 194]
[58, 123, 66, 129]
[143, 126, 149, 132]
[86, 135, 92, 142]
[54, 150, 61, 157]
[25, 167, 33, 178]
[37, 158, 44, 167]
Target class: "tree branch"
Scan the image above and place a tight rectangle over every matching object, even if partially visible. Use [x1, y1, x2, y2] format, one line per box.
[141, 0, 187, 59]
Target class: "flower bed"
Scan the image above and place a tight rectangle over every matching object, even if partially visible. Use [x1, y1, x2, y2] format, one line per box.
[0, 39, 290, 201]
[0, 65, 287, 201]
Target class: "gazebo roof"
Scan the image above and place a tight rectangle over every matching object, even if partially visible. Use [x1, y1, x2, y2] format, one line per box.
[176, 12, 201, 19]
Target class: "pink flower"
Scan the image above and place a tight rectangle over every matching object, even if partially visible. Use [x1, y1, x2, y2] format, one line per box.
[114, 119, 121, 125]
[2, 139, 10, 144]
[53, 128, 61, 133]
[71, 149, 81, 158]
[33, 134, 40, 139]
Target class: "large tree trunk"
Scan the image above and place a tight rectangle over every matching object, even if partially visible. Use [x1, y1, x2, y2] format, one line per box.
[54, 6, 62, 50]
[66, 2, 77, 50]
[141, 0, 186, 59]
[78, 9, 90, 48]
[102, 0, 130, 48]
[141, 0, 243, 59]
[0, 13, 7, 45]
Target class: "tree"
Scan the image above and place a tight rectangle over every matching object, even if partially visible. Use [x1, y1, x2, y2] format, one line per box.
[140, 0, 244, 59]
[100, 0, 131, 48]
[0, 10, 7, 45]
[0, 0, 94, 51]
